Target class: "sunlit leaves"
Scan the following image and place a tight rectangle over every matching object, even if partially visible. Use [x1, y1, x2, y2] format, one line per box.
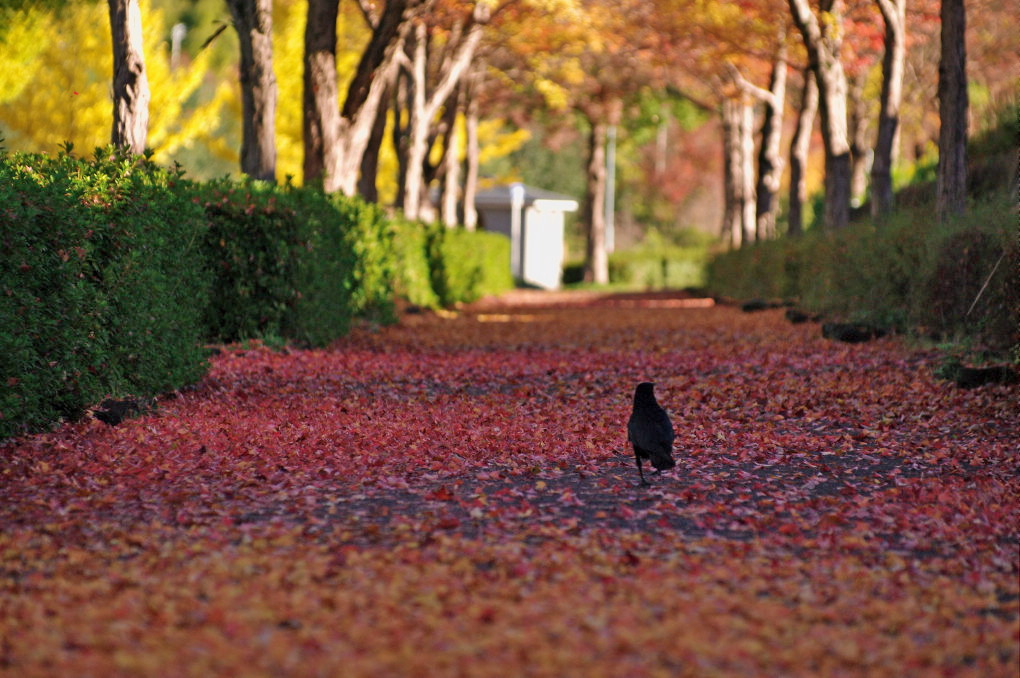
[0, 1, 226, 162]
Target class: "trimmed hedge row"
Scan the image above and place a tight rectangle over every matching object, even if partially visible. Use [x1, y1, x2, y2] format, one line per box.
[1, 148, 513, 438]
[1, 150, 209, 437]
[705, 192, 1019, 350]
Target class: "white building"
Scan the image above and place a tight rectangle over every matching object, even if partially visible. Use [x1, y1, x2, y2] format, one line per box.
[474, 183, 579, 290]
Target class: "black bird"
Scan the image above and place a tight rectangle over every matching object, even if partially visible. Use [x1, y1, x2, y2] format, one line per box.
[92, 398, 142, 426]
[627, 382, 676, 486]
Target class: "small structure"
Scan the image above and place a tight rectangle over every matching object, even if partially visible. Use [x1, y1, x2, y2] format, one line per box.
[474, 183, 579, 290]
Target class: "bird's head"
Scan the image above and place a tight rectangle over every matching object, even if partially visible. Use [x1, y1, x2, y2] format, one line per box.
[634, 381, 657, 404]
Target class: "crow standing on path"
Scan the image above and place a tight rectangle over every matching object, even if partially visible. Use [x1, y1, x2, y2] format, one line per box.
[627, 382, 676, 486]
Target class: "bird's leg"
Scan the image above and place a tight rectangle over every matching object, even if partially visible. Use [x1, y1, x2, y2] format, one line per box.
[635, 454, 649, 486]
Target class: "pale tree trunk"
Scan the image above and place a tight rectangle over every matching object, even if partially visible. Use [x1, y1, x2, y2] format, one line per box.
[226, 0, 276, 182]
[755, 42, 787, 240]
[937, 0, 968, 221]
[440, 87, 463, 227]
[303, 0, 340, 188]
[462, 69, 481, 231]
[788, 0, 852, 229]
[402, 3, 489, 221]
[848, 68, 871, 206]
[402, 20, 430, 220]
[108, 0, 149, 154]
[737, 98, 756, 244]
[871, 0, 905, 218]
[788, 69, 818, 236]
[721, 98, 743, 248]
[333, 0, 423, 196]
[583, 116, 609, 283]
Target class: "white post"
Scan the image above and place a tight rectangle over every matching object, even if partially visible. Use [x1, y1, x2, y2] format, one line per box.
[510, 182, 524, 280]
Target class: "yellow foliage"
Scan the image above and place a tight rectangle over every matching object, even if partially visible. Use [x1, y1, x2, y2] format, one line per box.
[0, 9, 49, 104]
[534, 79, 572, 111]
[477, 120, 530, 166]
[0, 0, 536, 193]
[0, 1, 226, 162]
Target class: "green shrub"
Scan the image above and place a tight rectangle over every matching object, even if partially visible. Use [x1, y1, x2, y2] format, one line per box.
[608, 245, 708, 290]
[564, 229, 711, 290]
[330, 195, 398, 323]
[198, 179, 303, 343]
[913, 196, 1018, 346]
[427, 226, 513, 306]
[284, 189, 358, 346]
[0, 148, 208, 438]
[705, 192, 1018, 350]
[391, 218, 440, 309]
[198, 183, 396, 344]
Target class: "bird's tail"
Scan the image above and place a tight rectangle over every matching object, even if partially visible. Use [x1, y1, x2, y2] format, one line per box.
[649, 449, 675, 471]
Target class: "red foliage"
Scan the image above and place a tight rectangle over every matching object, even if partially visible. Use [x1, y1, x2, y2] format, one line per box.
[1, 291, 1017, 675]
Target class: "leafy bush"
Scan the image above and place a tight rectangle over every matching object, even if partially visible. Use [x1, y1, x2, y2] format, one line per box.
[391, 218, 440, 309]
[607, 246, 708, 290]
[705, 192, 1018, 350]
[564, 229, 712, 289]
[2, 150, 517, 438]
[427, 226, 513, 306]
[331, 196, 397, 323]
[0, 148, 208, 438]
[285, 189, 359, 346]
[198, 180, 305, 343]
[198, 184, 402, 344]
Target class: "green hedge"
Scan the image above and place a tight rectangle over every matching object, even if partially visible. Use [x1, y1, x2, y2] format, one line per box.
[427, 226, 513, 306]
[2, 148, 515, 437]
[197, 182, 384, 345]
[705, 192, 1019, 349]
[0, 149, 209, 438]
[391, 218, 440, 309]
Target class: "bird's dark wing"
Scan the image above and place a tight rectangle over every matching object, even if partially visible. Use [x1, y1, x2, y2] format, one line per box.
[627, 405, 675, 455]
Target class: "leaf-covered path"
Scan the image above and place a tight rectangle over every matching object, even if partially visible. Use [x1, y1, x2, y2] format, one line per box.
[2, 291, 1017, 676]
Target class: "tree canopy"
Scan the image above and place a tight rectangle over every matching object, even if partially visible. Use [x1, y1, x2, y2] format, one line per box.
[0, 0, 1014, 257]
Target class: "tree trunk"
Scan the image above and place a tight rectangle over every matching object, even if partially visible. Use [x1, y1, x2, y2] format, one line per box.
[357, 85, 390, 202]
[871, 0, 905, 218]
[108, 0, 149, 154]
[440, 87, 463, 227]
[721, 98, 743, 248]
[787, 69, 818, 236]
[583, 116, 609, 284]
[226, 0, 277, 182]
[462, 71, 481, 231]
[303, 0, 340, 189]
[848, 68, 871, 207]
[332, 0, 422, 196]
[392, 65, 410, 209]
[788, 0, 851, 229]
[937, 0, 968, 221]
[402, 20, 430, 220]
[401, 4, 489, 221]
[755, 43, 787, 240]
[737, 98, 756, 244]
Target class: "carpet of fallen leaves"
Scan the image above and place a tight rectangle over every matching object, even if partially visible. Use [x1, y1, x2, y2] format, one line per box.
[2, 290, 1018, 677]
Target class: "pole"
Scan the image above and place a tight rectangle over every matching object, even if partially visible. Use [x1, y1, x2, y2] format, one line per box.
[510, 182, 524, 281]
[605, 125, 617, 253]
